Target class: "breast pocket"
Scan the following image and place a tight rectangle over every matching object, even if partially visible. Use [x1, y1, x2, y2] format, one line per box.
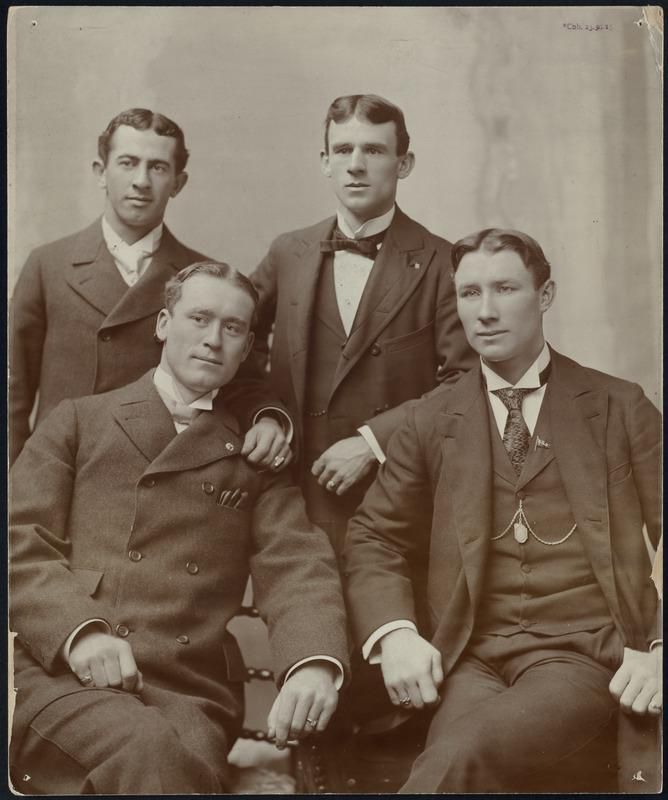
[607, 462, 632, 487]
[383, 320, 435, 354]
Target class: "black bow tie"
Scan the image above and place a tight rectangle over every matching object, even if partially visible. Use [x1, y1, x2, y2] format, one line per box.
[320, 227, 386, 258]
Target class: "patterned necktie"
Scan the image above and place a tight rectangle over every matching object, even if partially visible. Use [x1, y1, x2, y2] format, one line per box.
[158, 392, 204, 429]
[320, 228, 386, 258]
[491, 388, 537, 475]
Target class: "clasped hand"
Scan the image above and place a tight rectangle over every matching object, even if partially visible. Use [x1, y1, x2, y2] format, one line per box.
[268, 662, 339, 748]
[609, 645, 662, 715]
[68, 630, 143, 692]
[312, 435, 376, 495]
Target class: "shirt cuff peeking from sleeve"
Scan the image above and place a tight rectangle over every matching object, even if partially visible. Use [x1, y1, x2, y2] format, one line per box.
[357, 425, 386, 464]
[253, 407, 294, 444]
[362, 620, 418, 663]
[60, 619, 112, 663]
[283, 656, 344, 690]
[649, 639, 663, 651]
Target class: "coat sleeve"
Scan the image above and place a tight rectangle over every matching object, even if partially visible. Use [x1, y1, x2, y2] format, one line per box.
[362, 248, 475, 452]
[248, 243, 279, 373]
[627, 384, 661, 550]
[10, 400, 118, 672]
[342, 406, 435, 648]
[248, 473, 350, 685]
[9, 249, 47, 465]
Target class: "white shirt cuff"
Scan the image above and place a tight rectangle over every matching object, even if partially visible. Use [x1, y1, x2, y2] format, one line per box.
[362, 620, 418, 663]
[61, 618, 112, 662]
[357, 425, 386, 464]
[649, 639, 663, 651]
[283, 655, 344, 690]
[253, 407, 294, 444]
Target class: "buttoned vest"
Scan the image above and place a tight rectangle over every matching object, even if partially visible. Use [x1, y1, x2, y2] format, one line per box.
[476, 388, 612, 636]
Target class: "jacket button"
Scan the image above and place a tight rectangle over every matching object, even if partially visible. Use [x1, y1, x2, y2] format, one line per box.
[520, 619, 531, 629]
[370, 344, 381, 356]
[176, 634, 190, 645]
[520, 563, 531, 574]
[99, 331, 112, 342]
[116, 624, 130, 638]
[186, 561, 199, 575]
[143, 477, 156, 488]
[128, 550, 142, 562]
[202, 482, 215, 495]
[517, 491, 526, 500]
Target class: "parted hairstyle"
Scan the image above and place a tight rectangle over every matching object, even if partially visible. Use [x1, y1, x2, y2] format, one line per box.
[451, 228, 552, 288]
[324, 94, 410, 156]
[98, 108, 190, 174]
[164, 262, 259, 326]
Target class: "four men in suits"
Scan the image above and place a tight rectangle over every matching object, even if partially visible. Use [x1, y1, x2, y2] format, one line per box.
[251, 94, 474, 555]
[9, 108, 290, 470]
[343, 228, 662, 792]
[10, 262, 349, 794]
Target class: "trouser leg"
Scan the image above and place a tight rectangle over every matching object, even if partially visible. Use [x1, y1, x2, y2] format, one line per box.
[12, 688, 230, 795]
[401, 651, 617, 793]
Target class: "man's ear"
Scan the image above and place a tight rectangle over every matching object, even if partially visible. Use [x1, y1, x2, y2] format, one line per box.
[539, 279, 556, 313]
[155, 308, 170, 343]
[320, 150, 332, 178]
[397, 151, 415, 180]
[241, 331, 255, 361]
[171, 171, 188, 198]
[92, 159, 107, 189]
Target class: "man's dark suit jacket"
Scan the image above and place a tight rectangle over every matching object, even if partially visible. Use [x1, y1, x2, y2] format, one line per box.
[250, 207, 475, 457]
[343, 349, 661, 790]
[10, 372, 349, 759]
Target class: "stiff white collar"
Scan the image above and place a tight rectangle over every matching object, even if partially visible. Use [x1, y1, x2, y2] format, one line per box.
[336, 205, 395, 239]
[153, 364, 219, 410]
[481, 343, 551, 391]
[102, 216, 163, 260]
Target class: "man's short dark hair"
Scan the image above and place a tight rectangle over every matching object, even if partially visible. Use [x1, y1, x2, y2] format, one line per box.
[324, 94, 410, 156]
[98, 108, 189, 174]
[451, 229, 552, 288]
[164, 262, 259, 327]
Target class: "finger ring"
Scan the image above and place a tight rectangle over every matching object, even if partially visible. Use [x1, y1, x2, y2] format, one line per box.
[327, 480, 337, 490]
[80, 674, 93, 686]
[400, 697, 411, 706]
[273, 455, 285, 468]
[305, 717, 318, 727]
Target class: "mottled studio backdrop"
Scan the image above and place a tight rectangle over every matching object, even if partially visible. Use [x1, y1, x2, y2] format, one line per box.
[8, 5, 663, 727]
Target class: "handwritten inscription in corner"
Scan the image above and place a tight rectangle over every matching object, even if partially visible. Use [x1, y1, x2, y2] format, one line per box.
[563, 23, 612, 32]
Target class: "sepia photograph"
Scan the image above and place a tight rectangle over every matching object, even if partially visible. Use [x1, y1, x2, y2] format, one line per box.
[7, 6, 662, 794]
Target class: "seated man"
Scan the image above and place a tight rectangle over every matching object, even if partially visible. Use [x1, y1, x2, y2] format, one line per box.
[10, 262, 349, 794]
[343, 228, 662, 792]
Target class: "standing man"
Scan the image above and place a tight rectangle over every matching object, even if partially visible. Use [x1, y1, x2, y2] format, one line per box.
[10, 108, 290, 468]
[343, 229, 662, 792]
[10, 263, 349, 794]
[251, 94, 474, 554]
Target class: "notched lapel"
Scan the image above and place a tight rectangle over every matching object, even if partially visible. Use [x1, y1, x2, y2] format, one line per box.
[113, 381, 176, 464]
[65, 222, 127, 317]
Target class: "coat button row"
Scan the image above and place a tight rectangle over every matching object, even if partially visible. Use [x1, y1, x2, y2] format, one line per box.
[186, 561, 199, 575]
[176, 635, 190, 645]
[116, 624, 130, 638]
[128, 550, 143, 562]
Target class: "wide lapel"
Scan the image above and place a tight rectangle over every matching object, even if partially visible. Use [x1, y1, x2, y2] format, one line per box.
[287, 217, 336, 416]
[112, 372, 177, 464]
[146, 396, 244, 475]
[436, 366, 493, 613]
[102, 227, 186, 329]
[64, 219, 128, 316]
[547, 351, 624, 627]
[331, 209, 436, 394]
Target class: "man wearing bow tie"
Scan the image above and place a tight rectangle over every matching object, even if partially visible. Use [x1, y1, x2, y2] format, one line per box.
[10, 108, 290, 470]
[9, 262, 349, 794]
[343, 229, 662, 792]
[251, 94, 474, 556]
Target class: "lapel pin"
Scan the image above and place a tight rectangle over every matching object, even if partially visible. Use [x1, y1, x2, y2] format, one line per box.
[225, 442, 235, 452]
[410, 262, 421, 270]
[536, 437, 551, 449]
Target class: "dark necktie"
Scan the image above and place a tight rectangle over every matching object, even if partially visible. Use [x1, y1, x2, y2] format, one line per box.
[320, 227, 386, 258]
[491, 387, 537, 475]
